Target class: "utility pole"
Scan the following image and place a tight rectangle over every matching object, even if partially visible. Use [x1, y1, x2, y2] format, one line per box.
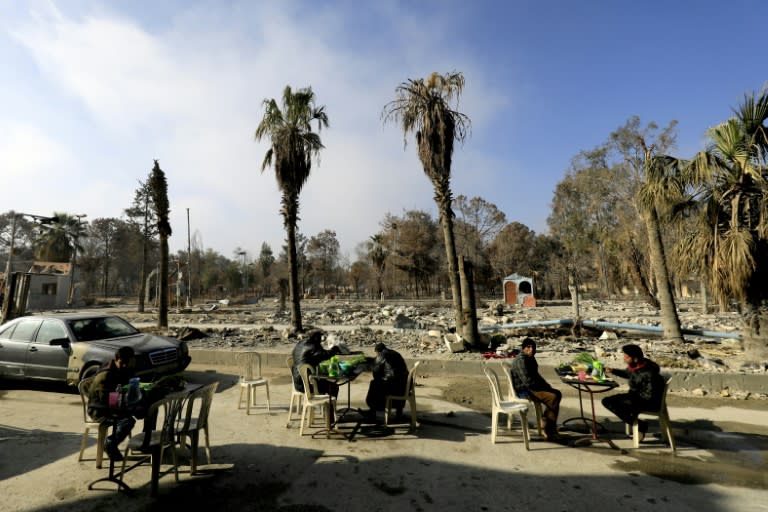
[186, 208, 192, 307]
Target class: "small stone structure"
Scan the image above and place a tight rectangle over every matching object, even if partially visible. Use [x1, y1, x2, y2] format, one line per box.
[502, 273, 536, 307]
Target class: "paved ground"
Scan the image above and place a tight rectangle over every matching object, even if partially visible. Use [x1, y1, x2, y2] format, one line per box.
[1, 359, 767, 512]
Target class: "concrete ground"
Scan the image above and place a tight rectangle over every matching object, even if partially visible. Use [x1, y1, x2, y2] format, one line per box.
[1, 357, 767, 512]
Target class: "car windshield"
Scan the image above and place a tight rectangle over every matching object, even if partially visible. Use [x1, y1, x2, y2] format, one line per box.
[67, 316, 139, 342]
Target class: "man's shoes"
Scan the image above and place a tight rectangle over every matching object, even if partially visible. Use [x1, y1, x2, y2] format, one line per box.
[104, 441, 123, 462]
[638, 420, 648, 442]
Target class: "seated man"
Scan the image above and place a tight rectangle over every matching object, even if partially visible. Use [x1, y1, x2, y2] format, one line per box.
[602, 344, 665, 441]
[87, 346, 137, 461]
[509, 338, 562, 441]
[365, 342, 409, 418]
[291, 330, 340, 397]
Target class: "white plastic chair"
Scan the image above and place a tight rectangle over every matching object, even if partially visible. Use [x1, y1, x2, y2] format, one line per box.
[176, 381, 219, 474]
[626, 374, 676, 451]
[384, 361, 421, 431]
[298, 363, 336, 437]
[77, 376, 110, 468]
[286, 356, 304, 427]
[501, 360, 543, 436]
[236, 352, 270, 414]
[483, 366, 530, 450]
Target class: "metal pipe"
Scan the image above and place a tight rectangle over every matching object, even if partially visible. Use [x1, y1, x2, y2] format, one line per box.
[479, 318, 741, 340]
[479, 318, 574, 332]
[580, 319, 741, 339]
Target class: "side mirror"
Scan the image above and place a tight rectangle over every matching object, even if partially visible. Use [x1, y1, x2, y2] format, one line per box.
[49, 337, 70, 348]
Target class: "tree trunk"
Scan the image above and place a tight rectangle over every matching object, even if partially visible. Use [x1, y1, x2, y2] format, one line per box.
[700, 276, 709, 314]
[459, 256, 479, 346]
[625, 239, 660, 309]
[742, 302, 768, 361]
[439, 203, 463, 333]
[285, 196, 303, 333]
[644, 207, 683, 342]
[158, 234, 169, 329]
[568, 270, 581, 337]
[138, 237, 147, 313]
[568, 271, 580, 319]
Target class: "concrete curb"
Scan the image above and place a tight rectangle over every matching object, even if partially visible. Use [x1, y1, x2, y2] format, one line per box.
[189, 349, 768, 394]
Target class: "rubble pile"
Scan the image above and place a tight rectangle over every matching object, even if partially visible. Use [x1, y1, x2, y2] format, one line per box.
[124, 298, 766, 382]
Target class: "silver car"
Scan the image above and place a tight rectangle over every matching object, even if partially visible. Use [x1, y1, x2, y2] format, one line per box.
[0, 313, 191, 386]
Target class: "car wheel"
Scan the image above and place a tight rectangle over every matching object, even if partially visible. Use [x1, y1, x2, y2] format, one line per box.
[80, 364, 101, 381]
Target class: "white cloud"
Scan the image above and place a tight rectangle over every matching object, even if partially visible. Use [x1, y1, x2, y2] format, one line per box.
[4, 2, 514, 257]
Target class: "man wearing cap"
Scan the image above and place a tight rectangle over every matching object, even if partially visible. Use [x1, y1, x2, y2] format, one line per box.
[87, 346, 137, 461]
[603, 344, 665, 441]
[365, 342, 409, 419]
[509, 338, 562, 441]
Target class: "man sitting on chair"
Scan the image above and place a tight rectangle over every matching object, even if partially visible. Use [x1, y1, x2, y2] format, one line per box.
[87, 346, 137, 461]
[365, 342, 409, 419]
[291, 330, 340, 397]
[602, 344, 665, 441]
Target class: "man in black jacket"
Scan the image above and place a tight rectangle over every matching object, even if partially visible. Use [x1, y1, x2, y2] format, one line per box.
[510, 338, 562, 441]
[602, 344, 665, 440]
[365, 342, 409, 417]
[291, 330, 340, 396]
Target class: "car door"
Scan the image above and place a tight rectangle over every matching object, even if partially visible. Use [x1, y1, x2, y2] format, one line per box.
[25, 319, 70, 380]
[0, 319, 43, 377]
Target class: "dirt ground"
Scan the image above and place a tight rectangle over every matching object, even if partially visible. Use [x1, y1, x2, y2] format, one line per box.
[1, 358, 767, 512]
[2, 299, 767, 511]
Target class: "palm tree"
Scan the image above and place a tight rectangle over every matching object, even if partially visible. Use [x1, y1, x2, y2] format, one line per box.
[35, 212, 86, 263]
[382, 71, 471, 338]
[255, 85, 328, 333]
[149, 160, 172, 329]
[636, 145, 684, 343]
[682, 90, 768, 359]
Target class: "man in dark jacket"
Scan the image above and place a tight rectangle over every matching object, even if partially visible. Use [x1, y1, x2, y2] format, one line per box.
[87, 346, 137, 461]
[291, 330, 340, 396]
[510, 338, 562, 441]
[365, 342, 409, 416]
[602, 344, 665, 440]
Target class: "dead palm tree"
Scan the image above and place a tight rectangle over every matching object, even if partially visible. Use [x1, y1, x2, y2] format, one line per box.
[682, 90, 768, 359]
[255, 85, 328, 333]
[382, 71, 471, 337]
[149, 160, 172, 329]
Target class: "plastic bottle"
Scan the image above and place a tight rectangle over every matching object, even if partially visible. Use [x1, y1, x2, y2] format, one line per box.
[328, 355, 339, 378]
[127, 377, 142, 405]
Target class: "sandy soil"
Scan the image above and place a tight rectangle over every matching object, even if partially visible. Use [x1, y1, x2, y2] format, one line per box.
[1, 359, 767, 512]
[2, 299, 766, 511]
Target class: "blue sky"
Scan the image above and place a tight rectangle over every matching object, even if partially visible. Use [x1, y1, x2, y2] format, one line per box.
[1, 1, 766, 262]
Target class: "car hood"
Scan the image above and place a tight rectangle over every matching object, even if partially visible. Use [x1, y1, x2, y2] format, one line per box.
[86, 333, 180, 352]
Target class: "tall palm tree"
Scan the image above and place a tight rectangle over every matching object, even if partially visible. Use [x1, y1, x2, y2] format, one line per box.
[636, 145, 684, 343]
[255, 85, 328, 333]
[682, 90, 768, 359]
[149, 160, 172, 329]
[382, 71, 471, 337]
